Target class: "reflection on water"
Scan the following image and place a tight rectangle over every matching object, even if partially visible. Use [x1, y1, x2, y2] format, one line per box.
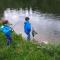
[3, 8, 60, 44]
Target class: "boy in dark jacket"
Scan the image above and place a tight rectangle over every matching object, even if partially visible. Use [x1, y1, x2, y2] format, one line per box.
[24, 17, 31, 40]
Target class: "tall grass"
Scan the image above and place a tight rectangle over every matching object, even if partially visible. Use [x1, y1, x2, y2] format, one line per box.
[0, 31, 60, 60]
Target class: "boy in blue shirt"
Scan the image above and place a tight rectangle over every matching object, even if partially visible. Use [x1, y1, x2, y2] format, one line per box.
[0, 20, 13, 45]
[24, 17, 31, 40]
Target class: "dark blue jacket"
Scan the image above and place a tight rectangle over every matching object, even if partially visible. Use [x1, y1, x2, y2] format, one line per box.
[24, 21, 31, 34]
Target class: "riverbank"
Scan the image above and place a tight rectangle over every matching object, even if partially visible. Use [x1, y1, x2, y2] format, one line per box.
[0, 31, 60, 60]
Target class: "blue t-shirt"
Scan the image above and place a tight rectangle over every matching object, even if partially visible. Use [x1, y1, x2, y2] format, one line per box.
[24, 21, 31, 34]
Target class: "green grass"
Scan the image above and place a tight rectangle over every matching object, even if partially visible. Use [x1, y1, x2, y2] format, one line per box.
[0, 31, 60, 60]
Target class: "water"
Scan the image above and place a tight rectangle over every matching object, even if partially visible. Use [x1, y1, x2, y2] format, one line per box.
[3, 8, 60, 44]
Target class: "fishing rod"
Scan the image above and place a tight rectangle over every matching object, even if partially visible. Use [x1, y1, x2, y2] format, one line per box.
[10, 8, 32, 28]
[10, 16, 25, 28]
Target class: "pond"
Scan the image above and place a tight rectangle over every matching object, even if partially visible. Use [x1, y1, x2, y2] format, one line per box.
[3, 8, 60, 44]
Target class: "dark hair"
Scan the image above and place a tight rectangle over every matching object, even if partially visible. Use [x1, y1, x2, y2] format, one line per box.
[3, 20, 8, 24]
[25, 17, 29, 21]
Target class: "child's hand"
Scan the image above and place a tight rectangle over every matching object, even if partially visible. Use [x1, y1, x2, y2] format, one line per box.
[12, 29, 14, 31]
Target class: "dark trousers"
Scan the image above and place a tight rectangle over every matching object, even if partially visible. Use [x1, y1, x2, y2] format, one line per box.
[27, 33, 30, 40]
[5, 33, 12, 45]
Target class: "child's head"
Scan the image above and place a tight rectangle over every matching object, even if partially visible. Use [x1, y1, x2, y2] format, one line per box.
[25, 17, 29, 21]
[2, 20, 8, 25]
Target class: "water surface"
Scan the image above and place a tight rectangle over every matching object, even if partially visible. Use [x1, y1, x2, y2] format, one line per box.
[3, 8, 60, 44]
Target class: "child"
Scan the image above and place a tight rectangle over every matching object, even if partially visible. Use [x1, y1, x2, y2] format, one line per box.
[24, 17, 31, 40]
[0, 20, 13, 45]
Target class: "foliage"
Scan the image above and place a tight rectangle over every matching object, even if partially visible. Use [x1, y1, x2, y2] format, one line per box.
[0, 31, 60, 60]
[0, 0, 60, 16]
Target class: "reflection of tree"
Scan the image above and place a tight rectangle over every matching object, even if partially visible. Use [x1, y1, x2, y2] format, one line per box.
[0, 0, 60, 17]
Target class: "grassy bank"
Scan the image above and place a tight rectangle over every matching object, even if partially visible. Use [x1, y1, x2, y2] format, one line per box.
[0, 31, 60, 60]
